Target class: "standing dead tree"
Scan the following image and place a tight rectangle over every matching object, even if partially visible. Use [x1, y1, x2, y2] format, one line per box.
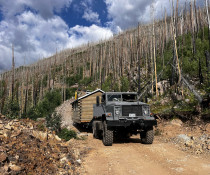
[11, 45, 15, 102]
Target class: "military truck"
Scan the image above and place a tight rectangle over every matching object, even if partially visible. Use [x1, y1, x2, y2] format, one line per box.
[92, 92, 157, 146]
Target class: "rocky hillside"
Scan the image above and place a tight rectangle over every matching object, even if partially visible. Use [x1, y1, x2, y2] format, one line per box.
[0, 113, 88, 175]
[156, 118, 210, 156]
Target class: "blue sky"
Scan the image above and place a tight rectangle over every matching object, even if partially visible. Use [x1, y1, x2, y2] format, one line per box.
[60, 0, 108, 27]
[0, 0, 204, 72]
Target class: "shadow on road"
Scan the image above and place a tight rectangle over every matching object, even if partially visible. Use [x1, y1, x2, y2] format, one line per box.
[73, 123, 92, 133]
[114, 137, 141, 144]
[73, 123, 143, 144]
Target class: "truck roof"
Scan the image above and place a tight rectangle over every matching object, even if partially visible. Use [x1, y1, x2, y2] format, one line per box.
[104, 92, 138, 95]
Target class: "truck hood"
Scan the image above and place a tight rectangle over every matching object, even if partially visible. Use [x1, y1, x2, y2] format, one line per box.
[106, 101, 148, 106]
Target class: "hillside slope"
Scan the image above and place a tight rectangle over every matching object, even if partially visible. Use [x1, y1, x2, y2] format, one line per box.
[0, 3, 209, 120]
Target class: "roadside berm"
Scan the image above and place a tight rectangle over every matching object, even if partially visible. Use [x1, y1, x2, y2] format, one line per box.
[0, 114, 88, 175]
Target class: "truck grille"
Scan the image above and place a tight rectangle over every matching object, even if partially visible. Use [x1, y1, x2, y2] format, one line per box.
[122, 105, 142, 116]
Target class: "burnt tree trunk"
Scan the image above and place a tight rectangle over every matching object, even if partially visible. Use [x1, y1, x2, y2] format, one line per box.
[205, 51, 210, 86]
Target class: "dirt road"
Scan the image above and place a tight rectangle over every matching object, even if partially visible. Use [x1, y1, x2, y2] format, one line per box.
[79, 135, 210, 175]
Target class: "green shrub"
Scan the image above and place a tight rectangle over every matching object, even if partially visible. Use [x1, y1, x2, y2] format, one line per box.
[57, 128, 77, 141]
[120, 76, 129, 92]
[25, 89, 62, 120]
[79, 77, 93, 86]
[65, 88, 77, 100]
[113, 82, 120, 92]
[37, 123, 46, 131]
[42, 75, 48, 87]
[3, 99, 20, 119]
[26, 106, 42, 120]
[102, 76, 112, 92]
[46, 112, 62, 133]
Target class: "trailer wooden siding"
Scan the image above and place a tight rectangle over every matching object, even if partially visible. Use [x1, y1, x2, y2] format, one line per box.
[72, 90, 103, 124]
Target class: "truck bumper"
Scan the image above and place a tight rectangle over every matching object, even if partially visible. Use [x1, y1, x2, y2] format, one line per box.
[107, 119, 157, 129]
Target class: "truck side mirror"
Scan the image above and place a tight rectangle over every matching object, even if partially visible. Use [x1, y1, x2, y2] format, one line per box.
[96, 96, 100, 106]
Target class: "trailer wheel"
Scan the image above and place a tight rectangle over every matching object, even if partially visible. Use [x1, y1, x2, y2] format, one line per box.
[102, 121, 113, 146]
[92, 121, 100, 139]
[140, 128, 154, 144]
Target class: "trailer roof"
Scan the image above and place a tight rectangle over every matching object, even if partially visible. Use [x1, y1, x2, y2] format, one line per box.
[71, 89, 104, 104]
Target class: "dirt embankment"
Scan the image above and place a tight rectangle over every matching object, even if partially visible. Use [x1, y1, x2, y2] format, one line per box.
[0, 115, 88, 175]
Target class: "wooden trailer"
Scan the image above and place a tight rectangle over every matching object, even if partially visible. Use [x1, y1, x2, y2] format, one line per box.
[71, 89, 104, 124]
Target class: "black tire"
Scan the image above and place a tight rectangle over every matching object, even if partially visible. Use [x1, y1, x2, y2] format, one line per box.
[102, 121, 113, 146]
[140, 128, 154, 144]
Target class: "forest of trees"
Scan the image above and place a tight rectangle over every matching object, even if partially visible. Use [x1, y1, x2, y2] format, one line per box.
[0, 0, 209, 119]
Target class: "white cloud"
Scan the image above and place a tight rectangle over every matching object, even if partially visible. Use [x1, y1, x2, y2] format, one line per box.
[80, 0, 100, 24]
[105, 0, 154, 29]
[67, 24, 113, 48]
[104, 0, 203, 30]
[0, 10, 113, 71]
[0, 0, 72, 19]
[82, 9, 100, 24]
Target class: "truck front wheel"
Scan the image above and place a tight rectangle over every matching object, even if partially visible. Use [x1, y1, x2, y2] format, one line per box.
[140, 128, 154, 144]
[102, 121, 113, 146]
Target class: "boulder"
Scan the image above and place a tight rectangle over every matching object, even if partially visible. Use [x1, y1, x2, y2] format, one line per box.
[0, 153, 7, 162]
[0, 124, 3, 130]
[177, 134, 190, 142]
[3, 165, 9, 172]
[9, 164, 22, 172]
[55, 135, 62, 142]
[185, 140, 194, 148]
[11, 131, 22, 138]
[76, 159, 81, 164]
[185, 99, 190, 103]
[195, 149, 203, 155]
[13, 119, 19, 122]
[4, 124, 11, 130]
[205, 124, 210, 133]
[27, 123, 34, 130]
[170, 119, 183, 127]
[31, 130, 47, 141]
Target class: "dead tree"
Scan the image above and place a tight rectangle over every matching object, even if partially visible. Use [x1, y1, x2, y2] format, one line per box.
[11, 45, 15, 101]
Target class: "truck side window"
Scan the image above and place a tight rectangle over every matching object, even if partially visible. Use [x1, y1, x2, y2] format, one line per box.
[101, 95, 105, 103]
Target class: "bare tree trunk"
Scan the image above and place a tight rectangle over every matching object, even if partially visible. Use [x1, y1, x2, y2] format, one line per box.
[12, 44, 15, 101]
[205, 51, 210, 86]
[24, 70, 29, 114]
[206, 0, 210, 53]
[153, 14, 158, 97]
[48, 60, 51, 91]
[0, 79, 7, 113]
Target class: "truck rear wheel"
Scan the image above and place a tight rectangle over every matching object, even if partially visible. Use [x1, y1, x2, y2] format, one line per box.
[140, 128, 154, 144]
[102, 122, 113, 146]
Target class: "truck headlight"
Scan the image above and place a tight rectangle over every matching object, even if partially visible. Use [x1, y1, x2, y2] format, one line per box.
[143, 107, 149, 115]
[143, 109, 148, 115]
[115, 110, 120, 115]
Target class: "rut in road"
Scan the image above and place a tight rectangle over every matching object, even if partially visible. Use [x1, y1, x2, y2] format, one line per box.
[80, 135, 210, 175]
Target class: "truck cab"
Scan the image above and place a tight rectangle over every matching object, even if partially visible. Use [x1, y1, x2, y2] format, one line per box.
[92, 92, 157, 146]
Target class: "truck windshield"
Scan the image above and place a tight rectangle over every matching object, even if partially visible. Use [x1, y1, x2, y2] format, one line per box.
[122, 94, 137, 102]
[107, 94, 121, 101]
